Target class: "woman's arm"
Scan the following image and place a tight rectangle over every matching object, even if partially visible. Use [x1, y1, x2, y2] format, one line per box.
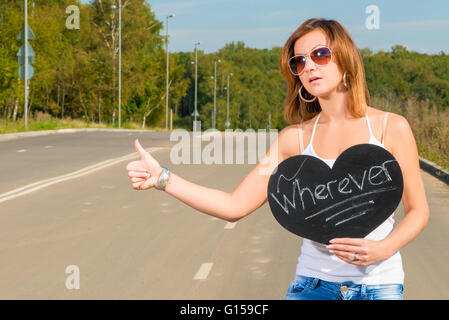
[127, 128, 294, 223]
[378, 114, 430, 252]
[328, 113, 430, 265]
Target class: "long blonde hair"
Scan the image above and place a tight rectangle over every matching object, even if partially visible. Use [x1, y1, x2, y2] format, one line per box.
[280, 18, 371, 124]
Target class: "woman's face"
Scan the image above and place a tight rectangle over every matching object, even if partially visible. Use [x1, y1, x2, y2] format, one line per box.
[293, 29, 343, 98]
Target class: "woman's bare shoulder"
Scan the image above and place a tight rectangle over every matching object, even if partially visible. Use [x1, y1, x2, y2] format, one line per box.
[367, 106, 412, 153]
[277, 117, 318, 157]
[366, 105, 388, 118]
[367, 106, 407, 126]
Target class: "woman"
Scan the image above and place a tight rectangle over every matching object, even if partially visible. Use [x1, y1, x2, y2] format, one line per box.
[126, 18, 429, 300]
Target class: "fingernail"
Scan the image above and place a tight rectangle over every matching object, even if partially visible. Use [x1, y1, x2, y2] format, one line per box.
[328, 250, 334, 254]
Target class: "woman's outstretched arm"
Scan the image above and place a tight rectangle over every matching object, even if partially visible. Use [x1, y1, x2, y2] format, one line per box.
[126, 128, 293, 222]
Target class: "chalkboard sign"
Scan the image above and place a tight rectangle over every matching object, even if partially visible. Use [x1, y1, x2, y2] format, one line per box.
[267, 144, 403, 244]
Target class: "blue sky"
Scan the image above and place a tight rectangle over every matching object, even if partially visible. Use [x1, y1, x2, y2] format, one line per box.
[148, 0, 449, 54]
[83, 0, 449, 54]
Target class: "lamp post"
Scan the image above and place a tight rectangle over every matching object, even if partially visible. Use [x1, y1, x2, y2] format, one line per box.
[24, 0, 28, 128]
[213, 59, 220, 130]
[165, 14, 175, 130]
[225, 73, 233, 128]
[118, 0, 121, 128]
[110, 1, 122, 128]
[194, 41, 200, 124]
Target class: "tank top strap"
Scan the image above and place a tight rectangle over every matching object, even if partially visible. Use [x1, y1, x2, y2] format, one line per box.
[309, 112, 321, 144]
[365, 112, 374, 139]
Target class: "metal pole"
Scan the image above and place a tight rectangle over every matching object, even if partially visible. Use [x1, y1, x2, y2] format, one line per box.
[165, 15, 169, 129]
[268, 112, 271, 129]
[118, 0, 122, 128]
[213, 61, 217, 129]
[24, 0, 28, 128]
[194, 43, 198, 123]
[226, 75, 230, 125]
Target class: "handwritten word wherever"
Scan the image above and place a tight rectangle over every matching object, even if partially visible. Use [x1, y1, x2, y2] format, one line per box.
[270, 159, 397, 215]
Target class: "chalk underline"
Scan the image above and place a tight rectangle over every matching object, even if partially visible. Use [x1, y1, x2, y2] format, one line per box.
[304, 186, 397, 220]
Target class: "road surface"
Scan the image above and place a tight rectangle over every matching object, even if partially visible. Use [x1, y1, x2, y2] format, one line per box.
[0, 130, 447, 299]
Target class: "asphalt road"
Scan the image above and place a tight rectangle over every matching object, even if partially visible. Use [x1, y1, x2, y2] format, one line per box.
[0, 130, 447, 299]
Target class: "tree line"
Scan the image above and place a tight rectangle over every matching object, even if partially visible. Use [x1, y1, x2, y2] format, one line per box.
[1, 0, 448, 133]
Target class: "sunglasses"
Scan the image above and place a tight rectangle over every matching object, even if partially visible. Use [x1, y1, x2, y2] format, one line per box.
[288, 46, 332, 76]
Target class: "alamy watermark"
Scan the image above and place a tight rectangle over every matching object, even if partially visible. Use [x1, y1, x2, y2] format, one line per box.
[66, 5, 80, 30]
[365, 5, 380, 30]
[65, 265, 80, 290]
[169, 128, 279, 176]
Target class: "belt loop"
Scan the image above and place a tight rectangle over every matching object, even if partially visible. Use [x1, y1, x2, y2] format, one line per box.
[361, 284, 367, 299]
[310, 277, 320, 289]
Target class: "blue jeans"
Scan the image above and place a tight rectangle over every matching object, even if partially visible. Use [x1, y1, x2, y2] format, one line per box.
[285, 275, 403, 300]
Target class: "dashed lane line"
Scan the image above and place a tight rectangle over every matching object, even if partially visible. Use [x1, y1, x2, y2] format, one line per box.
[193, 263, 213, 280]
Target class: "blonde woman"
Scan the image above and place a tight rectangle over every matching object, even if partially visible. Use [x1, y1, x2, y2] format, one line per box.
[126, 18, 429, 300]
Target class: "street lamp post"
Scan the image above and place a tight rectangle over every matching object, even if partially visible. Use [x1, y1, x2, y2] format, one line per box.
[165, 14, 175, 130]
[110, 1, 122, 128]
[24, 0, 28, 128]
[194, 42, 200, 124]
[225, 73, 233, 128]
[213, 59, 220, 130]
[118, 0, 121, 128]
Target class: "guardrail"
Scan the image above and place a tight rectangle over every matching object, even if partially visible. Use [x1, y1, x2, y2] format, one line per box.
[419, 157, 449, 185]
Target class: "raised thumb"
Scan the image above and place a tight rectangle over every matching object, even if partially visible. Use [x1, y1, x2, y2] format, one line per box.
[134, 139, 148, 159]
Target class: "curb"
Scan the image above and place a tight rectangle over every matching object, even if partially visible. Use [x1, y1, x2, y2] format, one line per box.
[0, 128, 159, 142]
[0, 128, 223, 142]
[419, 157, 449, 186]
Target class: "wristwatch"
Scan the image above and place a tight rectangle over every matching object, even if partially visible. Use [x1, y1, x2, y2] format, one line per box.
[155, 166, 171, 191]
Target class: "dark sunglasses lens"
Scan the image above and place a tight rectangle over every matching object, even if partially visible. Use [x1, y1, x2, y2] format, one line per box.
[311, 47, 331, 65]
[289, 55, 306, 75]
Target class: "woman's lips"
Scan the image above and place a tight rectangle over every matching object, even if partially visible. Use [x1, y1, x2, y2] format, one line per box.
[309, 77, 322, 83]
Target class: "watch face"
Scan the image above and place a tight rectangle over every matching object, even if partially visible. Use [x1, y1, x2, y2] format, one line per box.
[156, 167, 170, 190]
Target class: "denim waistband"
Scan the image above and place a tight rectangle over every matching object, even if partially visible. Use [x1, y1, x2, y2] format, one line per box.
[294, 274, 402, 296]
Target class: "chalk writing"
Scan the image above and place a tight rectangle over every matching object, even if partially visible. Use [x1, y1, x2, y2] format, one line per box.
[270, 159, 398, 215]
[267, 144, 404, 244]
[335, 210, 369, 227]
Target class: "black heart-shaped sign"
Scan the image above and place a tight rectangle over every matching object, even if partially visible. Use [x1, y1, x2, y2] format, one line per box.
[267, 144, 403, 244]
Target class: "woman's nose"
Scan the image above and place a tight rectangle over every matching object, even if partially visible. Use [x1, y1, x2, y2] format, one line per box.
[303, 56, 317, 73]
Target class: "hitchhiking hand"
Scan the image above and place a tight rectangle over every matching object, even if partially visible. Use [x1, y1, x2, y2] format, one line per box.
[126, 139, 162, 190]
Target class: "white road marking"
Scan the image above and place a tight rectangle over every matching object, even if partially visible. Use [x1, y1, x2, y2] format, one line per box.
[0, 147, 165, 204]
[193, 263, 213, 280]
[17, 149, 26, 153]
[224, 222, 237, 229]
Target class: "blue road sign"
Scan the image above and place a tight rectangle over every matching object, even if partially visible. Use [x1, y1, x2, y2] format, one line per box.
[17, 42, 35, 58]
[18, 55, 34, 65]
[19, 64, 34, 80]
[17, 24, 36, 40]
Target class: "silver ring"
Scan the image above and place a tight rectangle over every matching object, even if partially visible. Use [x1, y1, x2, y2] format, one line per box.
[349, 253, 357, 261]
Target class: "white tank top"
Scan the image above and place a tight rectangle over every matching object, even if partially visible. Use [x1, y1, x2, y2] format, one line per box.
[295, 112, 404, 285]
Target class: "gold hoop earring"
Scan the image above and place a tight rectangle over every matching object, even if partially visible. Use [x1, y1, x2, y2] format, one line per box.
[343, 72, 348, 88]
[299, 85, 317, 103]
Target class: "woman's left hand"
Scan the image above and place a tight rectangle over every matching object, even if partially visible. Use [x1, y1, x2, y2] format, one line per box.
[327, 238, 394, 266]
